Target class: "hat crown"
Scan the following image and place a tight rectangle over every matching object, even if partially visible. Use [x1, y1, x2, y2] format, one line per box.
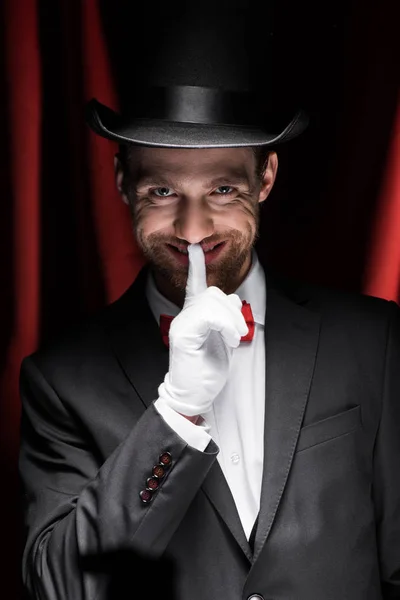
[144, 9, 254, 92]
[104, 1, 275, 105]
[86, 1, 308, 148]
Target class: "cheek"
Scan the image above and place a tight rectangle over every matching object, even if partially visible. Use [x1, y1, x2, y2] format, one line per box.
[133, 204, 172, 235]
[133, 199, 258, 236]
[226, 203, 258, 231]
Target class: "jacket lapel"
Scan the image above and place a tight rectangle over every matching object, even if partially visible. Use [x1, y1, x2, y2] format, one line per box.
[252, 275, 320, 561]
[105, 264, 170, 410]
[201, 463, 253, 561]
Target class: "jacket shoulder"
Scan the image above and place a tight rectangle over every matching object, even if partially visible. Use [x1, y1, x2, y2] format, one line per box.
[21, 275, 143, 378]
[268, 270, 398, 325]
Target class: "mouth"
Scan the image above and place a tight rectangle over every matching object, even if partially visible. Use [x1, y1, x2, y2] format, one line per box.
[166, 241, 227, 265]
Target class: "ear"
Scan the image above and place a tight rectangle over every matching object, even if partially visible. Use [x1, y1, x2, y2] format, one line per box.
[258, 151, 278, 205]
[114, 155, 129, 205]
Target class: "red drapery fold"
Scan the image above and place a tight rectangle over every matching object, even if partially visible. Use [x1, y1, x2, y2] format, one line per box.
[3, 0, 42, 417]
[363, 99, 400, 300]
[81, 0, 144, 303]
[1, 0, 42, 595]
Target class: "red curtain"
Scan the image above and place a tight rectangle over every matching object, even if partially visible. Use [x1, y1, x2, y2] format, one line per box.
[0, 0, 398, 597]
[364, 103, 400, 300]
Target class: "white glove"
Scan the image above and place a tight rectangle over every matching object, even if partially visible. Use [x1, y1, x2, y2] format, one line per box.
[157, 243, 249, 417]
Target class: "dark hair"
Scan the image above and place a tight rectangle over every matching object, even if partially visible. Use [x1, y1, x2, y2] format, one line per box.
[251, 146, 272, 179]
[118, 143, 272, 183]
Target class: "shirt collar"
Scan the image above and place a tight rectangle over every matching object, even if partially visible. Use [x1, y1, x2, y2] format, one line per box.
[146, 247, 266, 326]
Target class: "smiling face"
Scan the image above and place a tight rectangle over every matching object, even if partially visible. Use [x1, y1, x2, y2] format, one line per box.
[115, 146, 278, 308]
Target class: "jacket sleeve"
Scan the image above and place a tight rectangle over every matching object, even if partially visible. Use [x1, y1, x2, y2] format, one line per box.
[19, 355, 218, 600]
[373, 301, 400, 598]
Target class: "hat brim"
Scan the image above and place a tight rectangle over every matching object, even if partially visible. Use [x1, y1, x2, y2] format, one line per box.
[86, 99, 309, 148]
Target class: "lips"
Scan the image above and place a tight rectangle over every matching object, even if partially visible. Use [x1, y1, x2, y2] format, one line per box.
[202, 241, 225, 253]
[166, 244, 190, 265]
[204, 241, 226, 265]
[168, 244, 189, 255]
[168, 241, 225, 254]
[166, 241, 227, 266]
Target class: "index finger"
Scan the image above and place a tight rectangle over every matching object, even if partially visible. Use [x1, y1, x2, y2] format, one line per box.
[185, 243, 207, 299]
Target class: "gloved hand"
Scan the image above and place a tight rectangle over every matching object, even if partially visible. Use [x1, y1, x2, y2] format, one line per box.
[157, 243, 249, 417]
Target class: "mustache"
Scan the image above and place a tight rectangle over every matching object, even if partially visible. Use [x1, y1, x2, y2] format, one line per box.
[146, 230, 242, 248]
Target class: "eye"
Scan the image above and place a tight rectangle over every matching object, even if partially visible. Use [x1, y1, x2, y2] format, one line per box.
[215, 186, 234, 195]
[151, 187, 175, 197]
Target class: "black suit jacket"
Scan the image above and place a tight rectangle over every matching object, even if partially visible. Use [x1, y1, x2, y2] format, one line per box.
[18, 261, 400, 599]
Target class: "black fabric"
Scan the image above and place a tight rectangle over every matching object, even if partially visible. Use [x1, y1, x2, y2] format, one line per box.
[115, 86, 290, 129]
[98, 1, 274, 95]
[85, 98, 308, 148]
[249, 515, 259, 554]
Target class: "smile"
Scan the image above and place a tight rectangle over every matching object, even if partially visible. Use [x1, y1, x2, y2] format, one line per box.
[168, 242, 225, 254]
[167, 242, 227, 265]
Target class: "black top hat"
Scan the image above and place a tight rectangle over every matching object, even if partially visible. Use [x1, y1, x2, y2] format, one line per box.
[86, 1, 308, 148]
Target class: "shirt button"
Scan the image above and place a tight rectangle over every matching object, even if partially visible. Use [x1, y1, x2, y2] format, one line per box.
[230, 453, 240, 465]
[247, 595, 265, 600]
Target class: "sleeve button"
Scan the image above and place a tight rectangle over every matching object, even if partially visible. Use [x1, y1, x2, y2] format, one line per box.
[153, 464, 166, 479]
[159, 451, 172, 467]
[146, 476, 160, 491]
[139, 489, 153, 504]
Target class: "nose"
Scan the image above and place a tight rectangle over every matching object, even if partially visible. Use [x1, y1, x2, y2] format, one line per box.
[173, 198, 214, 244]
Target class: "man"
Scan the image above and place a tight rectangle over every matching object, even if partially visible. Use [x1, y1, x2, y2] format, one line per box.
[19, 3, 400, 600]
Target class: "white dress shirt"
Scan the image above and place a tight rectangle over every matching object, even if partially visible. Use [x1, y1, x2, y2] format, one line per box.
[147, 248, 266, 540]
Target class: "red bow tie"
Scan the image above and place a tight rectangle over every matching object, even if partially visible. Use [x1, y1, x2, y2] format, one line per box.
[159, 301, 255, 349]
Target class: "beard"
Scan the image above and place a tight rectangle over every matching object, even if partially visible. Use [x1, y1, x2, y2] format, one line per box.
[133, 214, 260, 303]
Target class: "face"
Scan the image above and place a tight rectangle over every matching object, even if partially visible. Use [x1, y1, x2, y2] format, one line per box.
[115, 146, 278, 308]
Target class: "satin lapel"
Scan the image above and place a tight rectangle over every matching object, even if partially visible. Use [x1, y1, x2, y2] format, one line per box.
[253, 281, 320, 562]
[105, 265, 170, 409]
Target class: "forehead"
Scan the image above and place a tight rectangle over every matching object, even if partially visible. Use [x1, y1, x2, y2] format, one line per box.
[128, 146, 256, 182]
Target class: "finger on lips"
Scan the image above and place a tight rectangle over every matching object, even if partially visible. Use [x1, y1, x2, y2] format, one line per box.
[186, 243, 207, 298]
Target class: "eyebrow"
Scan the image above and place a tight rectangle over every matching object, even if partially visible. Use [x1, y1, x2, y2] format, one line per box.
[134, 169, 252, 190]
